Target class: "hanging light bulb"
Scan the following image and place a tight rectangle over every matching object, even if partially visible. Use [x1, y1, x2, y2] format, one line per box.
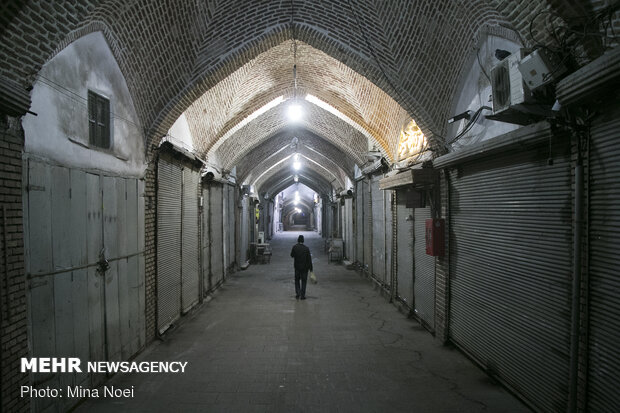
[294, 174, 299, 182]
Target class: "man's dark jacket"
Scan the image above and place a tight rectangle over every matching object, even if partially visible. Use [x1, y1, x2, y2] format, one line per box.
[291, 243, 313, 272]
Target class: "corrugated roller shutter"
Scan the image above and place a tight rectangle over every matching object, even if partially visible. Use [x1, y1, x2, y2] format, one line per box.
[228, 184, 235, 269]
[396, 191, 413, 306]
[384, 190, 392, 288]
[222, 185, 229, 272]
[181, 168, 200, 312]
[363, 179, 372, 271]
[587, 103, 620, 412]
[210, 184, 224, 285]
[414, 207, 434, 329]
[356, 181, 364, 265]
[201, 185, 210, 293]
[157, 159, 182, 333]
[448, 137, 572, 412]
[371, 175, 385, 283]
[345, 198, 354, 261]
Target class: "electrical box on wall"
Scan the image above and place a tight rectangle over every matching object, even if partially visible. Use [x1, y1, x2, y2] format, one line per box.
[425, 218, 445, 256]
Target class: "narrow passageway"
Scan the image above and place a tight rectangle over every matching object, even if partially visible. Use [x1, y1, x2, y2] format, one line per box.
[78, 231, 526, 413]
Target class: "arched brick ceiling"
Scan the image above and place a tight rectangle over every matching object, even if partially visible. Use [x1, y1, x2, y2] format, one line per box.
[182, 40, 409, 163]
[3, 0, 579, 152]
[255, 153, 345, 195]
[236, 130, 355, 185]
[212, 100, 369, 171]
[259, 169, 332, 200]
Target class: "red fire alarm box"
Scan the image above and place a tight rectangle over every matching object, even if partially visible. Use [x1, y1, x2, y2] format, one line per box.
[426, 218, 445, 256]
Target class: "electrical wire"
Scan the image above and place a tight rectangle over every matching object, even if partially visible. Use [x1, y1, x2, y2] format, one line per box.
[449, 106, 492, 145]
[36, 74, 143, 129]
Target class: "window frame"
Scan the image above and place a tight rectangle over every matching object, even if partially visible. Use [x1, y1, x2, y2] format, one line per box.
[87, 90, 112, 150]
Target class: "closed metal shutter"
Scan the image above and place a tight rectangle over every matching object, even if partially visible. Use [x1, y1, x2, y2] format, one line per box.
[448, 138, 572, 412]
[384, 190, 393, 287]
[356, 180, 364, 265]
[371, 175, 385, 282]
[396, 191, 413, 306]
[345, 198, 354, 261]
[363, 179, 372, 271]
[228, 184, 235, 269]
[587, 103, 620, 412]
[157, 158, 182, 333]
[210, 184, 224, 285]
[222, 184, 229, 272]
[181, 168, 200, 312]
[201, 184, 210, 293]
[414, 207, 434, 329]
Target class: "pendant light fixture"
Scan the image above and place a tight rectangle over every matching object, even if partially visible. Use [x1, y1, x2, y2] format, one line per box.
[287, 0, 302, 122]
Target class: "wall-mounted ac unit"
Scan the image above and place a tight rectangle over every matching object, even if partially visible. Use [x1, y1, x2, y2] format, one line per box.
[491, 49, 530, 114]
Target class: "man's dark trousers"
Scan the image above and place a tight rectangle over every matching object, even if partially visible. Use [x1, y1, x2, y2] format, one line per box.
[295, 269, 308, 298]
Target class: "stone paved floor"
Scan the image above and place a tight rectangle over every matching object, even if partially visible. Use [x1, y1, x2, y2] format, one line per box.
[78, 231, 528, 412]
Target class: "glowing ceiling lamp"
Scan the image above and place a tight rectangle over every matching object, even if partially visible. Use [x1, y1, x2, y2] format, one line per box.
[288, 103, 303, 122]
[294, 174, 299, 182]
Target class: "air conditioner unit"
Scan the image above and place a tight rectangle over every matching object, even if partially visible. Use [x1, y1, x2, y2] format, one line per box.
[491, 49, 531, 114]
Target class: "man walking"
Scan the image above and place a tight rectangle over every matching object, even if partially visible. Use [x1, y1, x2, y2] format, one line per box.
[290, 235, 313, 300]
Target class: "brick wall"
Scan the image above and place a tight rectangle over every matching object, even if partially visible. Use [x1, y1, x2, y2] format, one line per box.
[143, 145, 158, 342]
[0, 115, 28, 413]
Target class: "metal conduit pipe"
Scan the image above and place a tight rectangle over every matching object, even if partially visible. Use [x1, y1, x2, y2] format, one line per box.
[568, 163, 583, 413]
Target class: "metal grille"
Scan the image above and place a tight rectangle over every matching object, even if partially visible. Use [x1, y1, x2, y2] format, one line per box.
[356, 180, 364, 265]
[157, 159, 182, 333]
[181, 168, 200, 312]
[414, 207, 434, 329]
[586, 103, 620, 412]
[371, 175, 385, 282]
[448, 138, 573, 412]
[210, 184, 224, 285]
[396, 191, 413, 306]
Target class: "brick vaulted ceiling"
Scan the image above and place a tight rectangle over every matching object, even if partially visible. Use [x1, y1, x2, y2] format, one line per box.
[1, 0, 586, 191]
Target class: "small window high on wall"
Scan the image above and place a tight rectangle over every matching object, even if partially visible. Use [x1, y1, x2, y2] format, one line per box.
[88, 90, 111, 149]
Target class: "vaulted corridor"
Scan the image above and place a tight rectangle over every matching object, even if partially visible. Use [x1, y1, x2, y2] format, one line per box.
[1, 1, 620, 412]
[77, 231, 525, 412]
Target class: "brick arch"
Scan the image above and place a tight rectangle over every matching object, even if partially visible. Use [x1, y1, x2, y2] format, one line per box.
[235, 129, 356, 185]
[214, 101, 369, 172]
[260, 170, 332, 201]
[1, 0, 588, 151]
[255, 152, 346, 195]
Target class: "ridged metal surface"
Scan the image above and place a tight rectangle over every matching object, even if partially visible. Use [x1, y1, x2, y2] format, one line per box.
[181, 168, 200, 312]
[556, 46, 620, 106]
[210, 184, 224, 284]
[228, 184, 235, 270]
[363, 179, 372, 270]
[384, 190, 393, 287]
[448, 139, 573, 412]
[414, 207, 434, 329]
[396, 192, 413, 306]
[371, 175, 385, 282]
[222, 185, 229, 271]
[345, 198, 354, 261]
[586, 103, 620, 412]
[356, 180, 364, 265]
[157, 159, 182, 333]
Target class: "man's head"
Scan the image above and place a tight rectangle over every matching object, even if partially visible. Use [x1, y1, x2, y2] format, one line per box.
[297, 235, 304, 243]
